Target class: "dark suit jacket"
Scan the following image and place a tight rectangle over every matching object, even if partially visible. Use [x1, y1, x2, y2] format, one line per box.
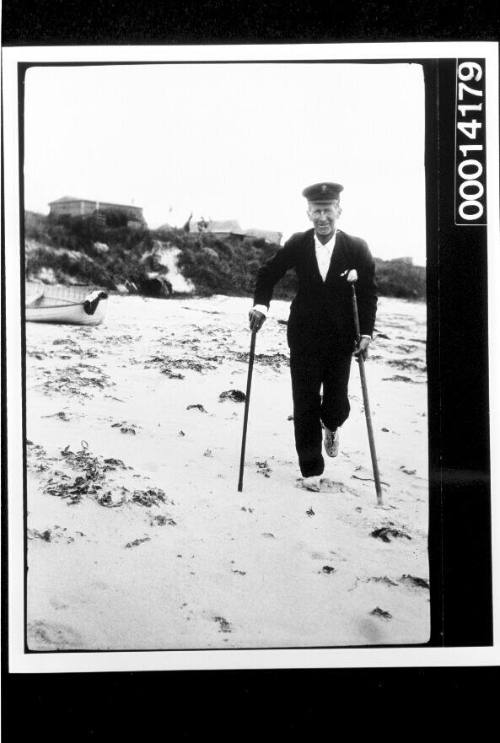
[253, 228, 377, 353]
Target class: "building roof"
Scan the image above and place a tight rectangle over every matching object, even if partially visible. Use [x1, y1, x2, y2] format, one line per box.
[189, 218, 243, 234]
[244, 228, 282, 244]
[49, 196, 81, 204]
[186, 216, 281, 242]
[209, 220, 243, 233]
[49, 196, 143, 210]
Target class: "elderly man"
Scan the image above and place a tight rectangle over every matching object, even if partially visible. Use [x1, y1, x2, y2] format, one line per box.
[249, 182, 377, 491]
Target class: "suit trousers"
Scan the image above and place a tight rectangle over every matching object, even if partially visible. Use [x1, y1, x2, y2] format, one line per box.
[290, 346, 352, 478]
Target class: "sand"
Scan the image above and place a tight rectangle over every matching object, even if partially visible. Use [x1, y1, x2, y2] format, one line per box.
[25, 293, 429, 650]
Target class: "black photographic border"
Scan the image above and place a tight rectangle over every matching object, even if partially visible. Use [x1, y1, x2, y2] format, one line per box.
[1, 20, 497, 740]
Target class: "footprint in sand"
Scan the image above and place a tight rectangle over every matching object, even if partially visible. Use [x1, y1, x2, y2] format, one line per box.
[296, 478, 345, 493]
[27, 620, 84, 650]
[310, 551, 336, 561]
[49, 597, 69, 610]
[90, 580, 109, 591]
[357, 617, 385, 643]
[318, 478, 345, 492]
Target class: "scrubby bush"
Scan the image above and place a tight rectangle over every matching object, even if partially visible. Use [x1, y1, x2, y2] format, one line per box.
[374, 257, 425, 300]
[102, 209, 128, 228]
[26, 245, 114, 287]
[25, 213, 149, 288]
[171, 232, 298, 297]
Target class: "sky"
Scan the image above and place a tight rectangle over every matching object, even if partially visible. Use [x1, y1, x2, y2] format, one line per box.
[24, 62, 426, 264]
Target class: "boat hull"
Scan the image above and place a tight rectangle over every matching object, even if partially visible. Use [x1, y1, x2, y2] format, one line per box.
[25, 298, 108, 325]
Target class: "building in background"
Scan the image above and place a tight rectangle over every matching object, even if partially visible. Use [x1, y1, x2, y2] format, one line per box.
[185, 215, 281, 245]
[243, 227, 282, 245]
[48, 196, 146, 228]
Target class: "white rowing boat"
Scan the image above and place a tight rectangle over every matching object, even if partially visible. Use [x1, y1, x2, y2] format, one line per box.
[25, 283, 109, 326]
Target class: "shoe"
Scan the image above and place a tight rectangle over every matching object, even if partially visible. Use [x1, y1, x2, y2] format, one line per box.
[324, 426, 339, 457]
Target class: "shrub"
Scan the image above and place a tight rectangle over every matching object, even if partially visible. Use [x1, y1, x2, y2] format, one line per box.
[374, 258, 425, 300]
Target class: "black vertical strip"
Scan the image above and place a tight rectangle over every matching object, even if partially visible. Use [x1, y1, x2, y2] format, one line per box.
[424, 60, 444, 646]
[1, 59, 9, 674]
[19, 64, 28, 652]
[436, 59, 492, 645]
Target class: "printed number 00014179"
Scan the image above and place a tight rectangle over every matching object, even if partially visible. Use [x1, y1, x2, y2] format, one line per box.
[456, 60, 486, 224]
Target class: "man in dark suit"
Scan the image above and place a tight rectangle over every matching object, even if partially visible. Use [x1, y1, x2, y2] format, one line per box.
[249, 182, 377, 491]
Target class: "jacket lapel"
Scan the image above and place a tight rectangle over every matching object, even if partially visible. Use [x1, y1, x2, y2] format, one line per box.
[305, 230, 323, 282]
[325, 230, 350, 283]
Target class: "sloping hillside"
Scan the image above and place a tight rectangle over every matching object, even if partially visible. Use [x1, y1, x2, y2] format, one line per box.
[24, 211, 425, 300]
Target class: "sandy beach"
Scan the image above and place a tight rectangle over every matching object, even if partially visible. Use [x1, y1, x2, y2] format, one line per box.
[25, 293, 429, 650]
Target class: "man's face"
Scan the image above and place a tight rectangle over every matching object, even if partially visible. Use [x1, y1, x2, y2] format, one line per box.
[307, 200, 341, 239]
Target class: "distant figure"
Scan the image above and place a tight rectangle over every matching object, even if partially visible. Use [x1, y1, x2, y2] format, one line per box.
[182, 212, 193, 232]
[249, 182, 378, 490]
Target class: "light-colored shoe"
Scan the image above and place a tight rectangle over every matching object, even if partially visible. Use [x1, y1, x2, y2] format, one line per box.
[324, 426, 339, 457]
[297, 475, 322, 492]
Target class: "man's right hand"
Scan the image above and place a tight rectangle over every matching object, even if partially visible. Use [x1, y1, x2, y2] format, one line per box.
[248, 308, 266, 332]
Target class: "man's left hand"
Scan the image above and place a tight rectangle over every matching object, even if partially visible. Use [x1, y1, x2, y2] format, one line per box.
[354, 336, 370, 360]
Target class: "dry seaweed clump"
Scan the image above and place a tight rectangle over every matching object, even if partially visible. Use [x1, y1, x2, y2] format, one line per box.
[234, 351, 289, 370]
[111, 421, 139, 435]
[61, 441, 129, 476]
[40, 442, 174, 513]
[255, 460, 271, 477]
[132, 488, 167, 507]
[219, 389, 246, 402]
[41, 363, 113, 398]
[145, 354, 217, 377]
[213, 616, 232, 633]
[371, 523, 412, 543]
[27, 525, 85, 544]
[26, 441, 52, 472]
[42, 441, 129, 506]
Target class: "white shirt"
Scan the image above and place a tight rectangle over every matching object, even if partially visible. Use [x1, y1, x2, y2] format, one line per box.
[314, 230, 337, 281]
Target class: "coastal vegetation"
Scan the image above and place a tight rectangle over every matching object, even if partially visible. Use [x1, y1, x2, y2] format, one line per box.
[24, 211, 426, 300]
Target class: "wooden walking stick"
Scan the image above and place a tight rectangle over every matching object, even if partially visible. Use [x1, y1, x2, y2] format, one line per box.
[347, 270, 383, 505]
[238, 329, 257, 492]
